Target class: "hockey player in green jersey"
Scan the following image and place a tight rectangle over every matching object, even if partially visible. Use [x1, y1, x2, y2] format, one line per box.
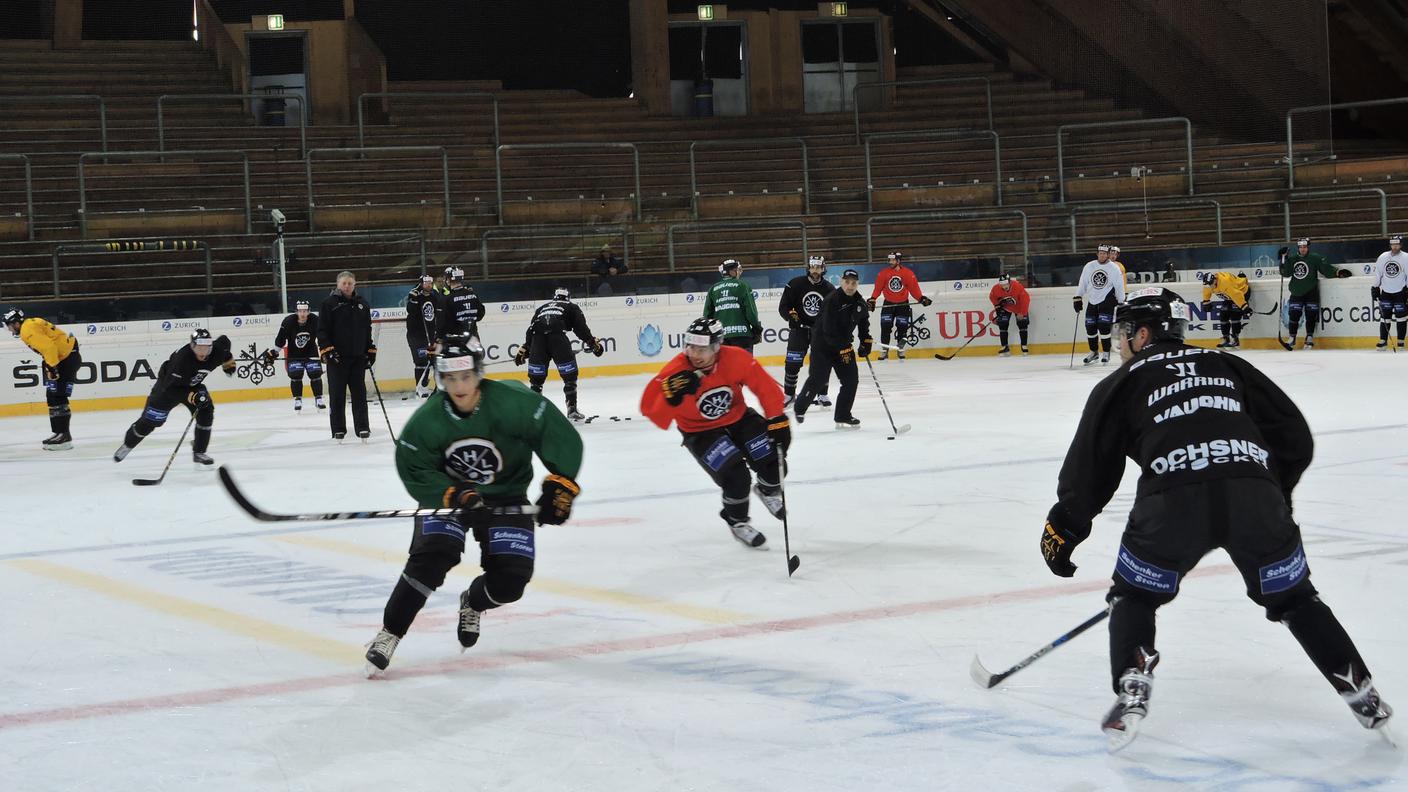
[702, 258, 764, 353]
[1280, 237, 1349, 349]
[365, 332, 584, 675]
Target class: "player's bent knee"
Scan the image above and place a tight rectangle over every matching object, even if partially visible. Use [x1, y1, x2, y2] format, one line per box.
[1261, 579, 1320, 623]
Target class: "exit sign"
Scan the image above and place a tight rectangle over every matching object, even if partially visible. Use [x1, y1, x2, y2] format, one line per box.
[829, 2, 848, 16]
[698, 5, 713, 20]
[267, 14, 284, 30]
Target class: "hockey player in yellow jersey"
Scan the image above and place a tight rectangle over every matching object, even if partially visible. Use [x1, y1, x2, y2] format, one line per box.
[1200, 271, 1252, 348]
[3, 307, 83, 450]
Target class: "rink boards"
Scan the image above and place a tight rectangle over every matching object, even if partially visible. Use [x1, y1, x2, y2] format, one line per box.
[0, 276, 1386, 415]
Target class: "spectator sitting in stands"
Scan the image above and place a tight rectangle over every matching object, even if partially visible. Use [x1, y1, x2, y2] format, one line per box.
[591, 244, 628, 295]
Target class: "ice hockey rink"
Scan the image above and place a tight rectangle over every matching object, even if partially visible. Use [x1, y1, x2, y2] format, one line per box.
[2, 350, 1404, 791]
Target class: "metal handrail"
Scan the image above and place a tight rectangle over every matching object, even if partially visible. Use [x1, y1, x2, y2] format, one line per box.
[77, 150, 251, 237]
[1282, 188, 1388, 240]
[1286, 97, 1408, 188]
[305, 146, 452, 233]
[863, 129, 1002, 210]
[357, 91, 500, 149]
[0, 95, 107, 152]
[666, 220, 808, 273]
[689, 137, 810, 219]
[865, 209, 1028, 269]
[495, 143, 642, 224]
[157, 93, 307, 158]
[853, 76, 993, 143]
[1056, 117, 1193, 204]
[0, 154, 34, 241]
[1069, 198, 1222, 252]
[481, 224, 630, 280]
[52, 239, 210, 299]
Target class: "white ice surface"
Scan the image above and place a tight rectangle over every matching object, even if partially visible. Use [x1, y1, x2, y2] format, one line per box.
[1, 350, 1404, 791]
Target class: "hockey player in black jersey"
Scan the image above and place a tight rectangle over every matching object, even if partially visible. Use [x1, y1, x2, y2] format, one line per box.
[513, 287, 603, 422]
[405, 275, 440, 396]
[793, 268, 873, 429]
[1042, 287, 1392, 751]
[437, 267, 485, 339]
[778, 256, 835, 409]
[266, 300, 325, 412]
[113, 329, 237, 466]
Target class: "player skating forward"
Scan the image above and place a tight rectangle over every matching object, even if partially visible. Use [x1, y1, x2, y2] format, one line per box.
[267, 300, 325, 412]
[1041, 287, 1392, 751]
[702, 258, 763, 353]
[1281, 238, 1348, 350]
[3, 308, 82, 450]
[406, 275, 440, 396]
[1372, 235, 1408, 351]
[1072, 244, 1126, 365]
[113, 329, 235, 466]
[1199, 271, 1251, 349]
[794, 268, 873, 429]
[868, 252, 932, 360]
[640, 317, 790, 549]
[514, 287, 603, 421]
[988, 274, 1031, 356]
[365, 332, 583, 675]
[778, 256, 835, 408]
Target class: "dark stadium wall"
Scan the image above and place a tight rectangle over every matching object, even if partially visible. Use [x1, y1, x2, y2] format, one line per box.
[4, 0, 46, 39]
[83, 0, 193, 40]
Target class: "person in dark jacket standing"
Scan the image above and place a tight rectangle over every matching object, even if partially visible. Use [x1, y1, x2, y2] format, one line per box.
[317, 270, 377, 441]
[792, 268, 873, 429]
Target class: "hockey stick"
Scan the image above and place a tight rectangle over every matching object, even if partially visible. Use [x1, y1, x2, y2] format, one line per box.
[1277, 266, 1295, 350]
[931, 322, 993, 361]
[970, 607, 1110, 689]
[366, 365, 397, 443]
[1068, 312, 1082, 369]
[862, 356, 910, 439]
[402, 363, 432, 400]
[778, 447, 800, 576]
[132, 412, 197, 486]
[218, 466, 538, 522]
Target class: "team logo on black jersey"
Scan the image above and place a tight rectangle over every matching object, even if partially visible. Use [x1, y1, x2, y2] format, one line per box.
[421, 302, 436, 322]
[887, 276, 903, 293]
[1092, 271, 1109, 289]
[802, 292, 823, 316]
[696, 386, 733, 420]
[1387, 262, 1402, 278]
[1293, 261, 1310, 279]
[444, 438, 503, 485]
[294, 331, 312, 349]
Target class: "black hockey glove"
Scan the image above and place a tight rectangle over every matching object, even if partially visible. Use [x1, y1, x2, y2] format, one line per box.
[442, 483, 484, 518]
[1372, 286, 1382, 302]
[1240, 305, 1253, 320]
[1072, 296, 1083, 313]
[1201, 301, 1212, 314]
[919, 295, 933, 307]
[866, 297, 877, 312]
[787, 308, 800, 325]
[661, 370, 702, 406]
[536, 474, 580, 525]
[259, 348, 279, 366]
[321, 345, 340, 365]
[513, 347, 528, 366]
[751, 327, 763, 345]
[186, 387, 211, 409]
[838, 345, 856, 365]
[856, 337, 873, 358]
[592, 338, 605, 357]
[42, 363, 59, 381]
[1336, 269, 1353, 279]
[1040, 504, 1087, 578]
[366, 346, 377, 368]
[1000, 296, 1016, 308]
[766, 414, 791, 453]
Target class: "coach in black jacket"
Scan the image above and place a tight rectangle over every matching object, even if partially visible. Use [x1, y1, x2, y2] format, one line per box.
[793, 267, 873, 428]
[317, 270, 376, 440]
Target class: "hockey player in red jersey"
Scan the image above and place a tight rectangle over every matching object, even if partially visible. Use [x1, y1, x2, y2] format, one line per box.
[988, 274, 1031, 357]
[640, 317, 791, 549]
[868, 251, 931, 359]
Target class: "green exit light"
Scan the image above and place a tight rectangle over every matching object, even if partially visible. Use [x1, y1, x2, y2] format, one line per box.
[831, 2, 848, 16]
[698, 5, 714, 21]
[268, 14, 285, 30]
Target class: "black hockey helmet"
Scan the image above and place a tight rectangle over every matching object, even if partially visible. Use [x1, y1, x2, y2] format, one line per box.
[683, 317, 723, 350]
[190, 328, 214, 347]
[807, 255, 826, 274]
[435, 332, 485, 375]
[553, 287, 571, 301]
[1198, 271, 1217, 286]
[3, 306, 23, 331]
[1115, 287, 1189, 343]
[295, 300, 310, 311]
[1391, 235, 1403, 247]
[1296, 237, 1310, 249]
[997, 273, 1011, 284]
[448, 267, 465, 282]
[719, 259, 741, 275]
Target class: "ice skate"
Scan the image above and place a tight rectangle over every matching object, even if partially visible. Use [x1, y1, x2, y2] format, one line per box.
[998, 346, 1011, 357]
[1304, 336, 1315, 349]
[364, 628, 400, 677]
[753, 482, 786, 520]
[723, 514, 767, 549]
[41, 432, 72, 451]
[835, 417, 861, 430]
[566, 406, 586, 422]
[293, 397, 303, 412]
[415, 384, 431, 399]
[878, 349, 888, 361]
[897, 349, 906, 360]
[1229, 338, 1241, 349]
[192, 451, 215, 467]
[1101, 647, 1159, 753]
[113, 444, 131, 463]
[1337, 670, 1394, 741]
[1021, 345, 1030, 356]
[457, 590, 482, 650]
[316, 396, 327, 410]
[333, 431, 346, 443]
[1377, 340, 1389, 351]
[1082, 351, 1100, 366]
[1100, 352, 1111, 365]
[1217, 338, 1235, 349]
[357, 430, 370, 444]
[813, 395, 832, 408]
[783, 394, 795, 409]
